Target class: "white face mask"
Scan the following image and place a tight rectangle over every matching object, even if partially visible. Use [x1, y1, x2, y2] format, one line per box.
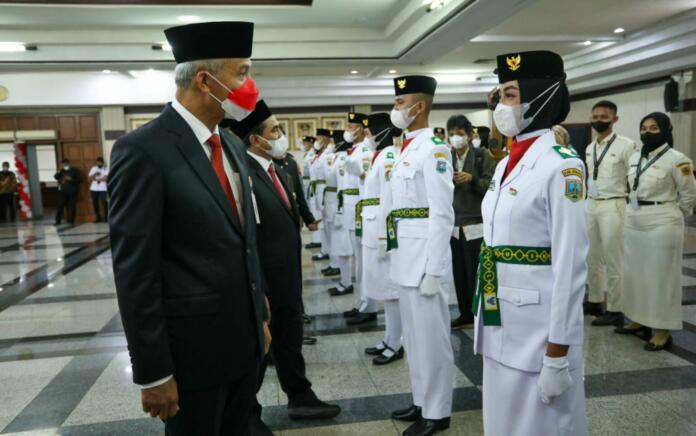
[313, 141, 322, 151]
[262, 135, 289, 159]
[364, 136, 377, 150]
[449, 135, 467, 150]
[471, 138, 482, 148]
[343, 130, 355, 144]
[493, 81, 561, 137]
[390, 103, 418, 130]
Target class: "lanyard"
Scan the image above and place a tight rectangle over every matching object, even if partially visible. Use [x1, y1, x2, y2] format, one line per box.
[632, 146, 670, 191]
[592, 134, 617, 180]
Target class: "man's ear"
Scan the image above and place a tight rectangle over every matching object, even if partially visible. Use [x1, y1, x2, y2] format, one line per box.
[195, 70, 211, 94]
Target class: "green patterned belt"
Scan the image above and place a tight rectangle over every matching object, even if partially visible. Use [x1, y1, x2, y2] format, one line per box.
[309, 180, 326, 197]
[337, 188, 360, 211]
[472, 241, 552, 326]
[323, 186, 338, 206]
[386, 208, 429, 251]
[355, 198, 380, 237]
[302, 176, 310, 180]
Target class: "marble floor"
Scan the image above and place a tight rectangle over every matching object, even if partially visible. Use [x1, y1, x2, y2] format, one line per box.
[0, 220, 695, 436]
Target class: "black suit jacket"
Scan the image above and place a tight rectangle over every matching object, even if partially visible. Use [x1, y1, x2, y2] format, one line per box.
[247, 154, 303, 308]
[274, 155, 315, 226]
[108, 103, 267, 391]
[54, 167, 82, 194]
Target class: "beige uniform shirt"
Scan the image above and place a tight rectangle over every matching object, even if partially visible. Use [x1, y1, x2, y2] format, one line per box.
[628, 144, 696, 216]
[585, 133, 637, 199]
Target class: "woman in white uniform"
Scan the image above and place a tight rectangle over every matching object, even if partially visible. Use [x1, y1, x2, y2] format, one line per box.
[617, 112, 696, 350]
[475, 51, 588, 436]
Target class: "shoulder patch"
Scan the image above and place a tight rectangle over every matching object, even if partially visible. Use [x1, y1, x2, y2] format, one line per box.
[434, 151, 448, 159]
[386, 151, 394, 159]
[552, 145, 580, 160]
[678, 162, 692, 177]
[431, 136, 445, 145]
[362, 147, 369, 152]
[562, 168, 583, 178]
[563, 167, 584, 203]
[436, 160, 447, 174]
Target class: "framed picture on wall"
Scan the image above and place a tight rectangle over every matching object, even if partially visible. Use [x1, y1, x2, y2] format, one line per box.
[322, 116, 345, 132]
[128, 117, 156, 132]
[292, 118, 318, 151]
[276, 118, 292, 149]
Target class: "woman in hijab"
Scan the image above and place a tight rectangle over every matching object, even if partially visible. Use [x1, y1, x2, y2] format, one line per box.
[616, 112, 696, 350]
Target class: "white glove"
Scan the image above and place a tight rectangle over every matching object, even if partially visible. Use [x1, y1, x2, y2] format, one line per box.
[418, 274, 440, 297]
[537, 355, 573, 404]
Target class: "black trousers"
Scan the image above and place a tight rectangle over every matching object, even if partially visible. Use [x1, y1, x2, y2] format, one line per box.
[451, 229, 483, 323]
[56, 190, 77, 224]
[256, 300, 312, 412]
[0, 193, 15, 222]
[91, 190, 108, 222]
[165, 365, 258, 436]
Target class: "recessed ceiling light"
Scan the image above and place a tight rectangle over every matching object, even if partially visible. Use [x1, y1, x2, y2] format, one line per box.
[0, 42, 26, 53]
[351, 70, 359, 74]
[582, 40, 592, 46]
[614, 27, 625, 34]
[161, 43, 172, 52]
[102, 69, 111, 74]
[388, 69, 397, 74]
[178, 15, 200, 23]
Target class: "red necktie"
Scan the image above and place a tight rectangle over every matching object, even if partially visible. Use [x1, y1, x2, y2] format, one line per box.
[401, 137, 414, 154]
[268, 163, 291, 210]
[503, 135, 539, 181]
[207, 134, 241, 224]
[371, 149, 383, 165]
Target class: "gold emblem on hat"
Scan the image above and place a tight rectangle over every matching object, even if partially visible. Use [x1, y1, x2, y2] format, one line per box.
[397, 79, 407, 89]
[349, 113, 355, 120]
[362, 119, 369, 127]
[507, 54, 521, 71]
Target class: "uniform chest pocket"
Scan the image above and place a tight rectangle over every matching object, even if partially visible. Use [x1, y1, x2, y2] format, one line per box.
[643, 166, 669, 187]
[395, 167, 418, 199]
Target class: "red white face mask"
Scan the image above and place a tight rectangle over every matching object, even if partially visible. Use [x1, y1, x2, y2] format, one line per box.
[206, 72, 259, 121]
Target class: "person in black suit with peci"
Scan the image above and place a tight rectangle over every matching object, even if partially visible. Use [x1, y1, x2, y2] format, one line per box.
[108, 21, 271, 436]
[225, 100, 340, 435]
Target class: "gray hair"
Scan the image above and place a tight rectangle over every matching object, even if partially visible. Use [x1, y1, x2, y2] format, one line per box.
[174, 59, 227, 89]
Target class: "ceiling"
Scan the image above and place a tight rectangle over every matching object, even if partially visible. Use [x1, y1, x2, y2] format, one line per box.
[0, 0, 695, 107]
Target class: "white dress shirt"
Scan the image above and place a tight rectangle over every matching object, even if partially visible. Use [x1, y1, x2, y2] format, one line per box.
[247, 150, 273, 182]
[585, 132, 637, 199]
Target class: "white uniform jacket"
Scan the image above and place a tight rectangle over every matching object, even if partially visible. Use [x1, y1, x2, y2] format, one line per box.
[323, 151, 341, 223]
[388, 128, 454, 288]
[361, 146, 396, 249]
[309, 147, 330, 213]
[302, 149, 315, 191]
[474, 130, 589, 373]
[342, 141, 373, 229]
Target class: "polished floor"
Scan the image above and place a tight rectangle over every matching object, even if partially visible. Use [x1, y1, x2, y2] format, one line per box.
[0, 220, 695, 435]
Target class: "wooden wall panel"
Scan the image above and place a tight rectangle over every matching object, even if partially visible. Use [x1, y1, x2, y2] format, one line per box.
[78, 115, 98, 140]
[17, 116, 37, 130]
[58, 116, 77, 140]
[0, 117, 17, 131]
[38, 116, 57, 131]
[61, 140, 100, 223]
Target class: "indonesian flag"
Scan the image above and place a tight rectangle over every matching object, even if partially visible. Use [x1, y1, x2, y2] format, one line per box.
[222, 77, 259, 121]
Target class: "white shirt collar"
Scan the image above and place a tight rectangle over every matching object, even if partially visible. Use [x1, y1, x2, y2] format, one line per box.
[171, 99, 219, 145]
[405, 127, 430, 139]
[516, 128, 550, 142]
[247, 150, 273, 173]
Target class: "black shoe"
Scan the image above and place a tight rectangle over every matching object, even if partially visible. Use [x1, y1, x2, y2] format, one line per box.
[305, 242, 321, 249]
[644, 336, 673, 352]
[312, 253, 329, 261]
[303, 336, 318, 346]
[451, 316, 473, 331]
[303, 314, 312, 324]
[323, 268, 341, 277]
[346, 312, 377, 325]
[391, 404, 422, 422]
[373, 347, 404, 365]
[288, 398, 341, 420]
[403, 417, 450, 436]
[329, 285, 354, 296]
[614, 325, 652, 337]
[583, 301, 604, 317]
[321, 265, 333, 273]
[365, 341, 387, 356]
[592, 311, 624, 327]
[252, 417, 274, 436]
[343, 308, 360, 318]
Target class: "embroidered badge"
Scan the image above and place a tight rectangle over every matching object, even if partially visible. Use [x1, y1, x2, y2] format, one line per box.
[434, 152, 448, 159]
[553, 145, 580, 160]
[386, 152, 394, 159]
[362, 147, 369, 152]
[678, 162, 692, 177]
[506, 54, 521, 71]
[362, 158, 371, 171]
[565, 179, 584, 202]
[562, 168, 583, 178]
[431, 136, 445, 145]
[508, 187, 518, 196]
[436, 160, 447, 174]
[385, 170, 392, 181]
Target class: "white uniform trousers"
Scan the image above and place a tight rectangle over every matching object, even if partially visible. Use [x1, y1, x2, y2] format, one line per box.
[382, 299, 402, 351]
[350, 232, 369, 309]
[398, 282, 454, 420]
[310, 200, 321, 244]
[482, 348, 587, 436]
[586, 198, 626, 311]
[321, 219, 332, 259]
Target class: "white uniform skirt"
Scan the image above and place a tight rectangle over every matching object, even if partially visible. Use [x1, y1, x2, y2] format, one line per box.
[623, 203, 684, 330]
[362, 245, 398, 300]
[331, 213, 353, 256]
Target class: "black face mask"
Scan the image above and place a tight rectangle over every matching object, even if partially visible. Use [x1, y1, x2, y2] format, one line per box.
[640, 132, 666, 155]
[591, 121, 611, 133]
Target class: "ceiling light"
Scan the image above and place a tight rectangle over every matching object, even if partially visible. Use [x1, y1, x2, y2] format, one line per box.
[47, 283, 54, 288]
[56, 257, 63, 261]
[102, 69, 111, 74]
[614, 27, 625, 34]
[161, 43, 172, 52]
[178, 15, 200, 23]
[0, 42, 26, 53]
[582, 40, 592, 46]
[351, 70, 359, 74]
[388, 69, 397, 74]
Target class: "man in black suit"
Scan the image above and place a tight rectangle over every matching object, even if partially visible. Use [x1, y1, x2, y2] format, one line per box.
[225, 100, 340, 435]
[274, 153, 316, 229]
[54, 158, 82, 225]
[108, 22, 270, 436]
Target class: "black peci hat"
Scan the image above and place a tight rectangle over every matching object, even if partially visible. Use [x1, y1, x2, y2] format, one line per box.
[302, 136, 316, 143]
[164, 21, 254, 64]
[393, 75, 437, 96]
[316, 128, 331, 137]
[222, 99, 272, 139]
[331, 129, 345, 144]
[495, 50, 565, 84]
[348, 112, 368, 125]
[434, 127, 445, 135]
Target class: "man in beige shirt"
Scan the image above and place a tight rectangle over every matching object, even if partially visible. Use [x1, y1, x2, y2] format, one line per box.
[584, 100, 637, 326]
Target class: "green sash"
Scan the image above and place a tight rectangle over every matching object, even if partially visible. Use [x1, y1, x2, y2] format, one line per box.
[309, 179, 326, 197]
[385, 208, 429, 251]
[337, 188, 359, 211]
[323, 186, 337, 206]
[472, 242, 552, 326]
[355, 198, 380, 237]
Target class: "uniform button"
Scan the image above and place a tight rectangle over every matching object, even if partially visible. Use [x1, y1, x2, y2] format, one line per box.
[514, 296, 521, 304]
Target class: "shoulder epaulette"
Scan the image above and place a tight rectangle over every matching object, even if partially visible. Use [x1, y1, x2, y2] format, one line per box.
[552, 145, 580, 159]
[431, 136, 445, 145]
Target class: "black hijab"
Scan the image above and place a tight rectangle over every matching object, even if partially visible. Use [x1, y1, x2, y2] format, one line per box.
[519, 78, 570, 135]
[639, 112, 673, 157]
